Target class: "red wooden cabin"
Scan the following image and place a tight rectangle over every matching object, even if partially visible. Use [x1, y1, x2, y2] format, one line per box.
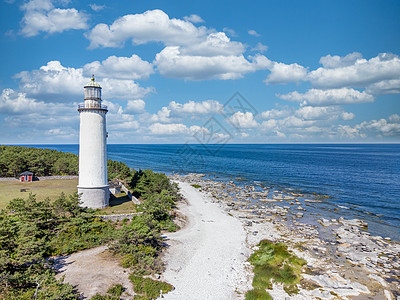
[20, 171, 33, 182]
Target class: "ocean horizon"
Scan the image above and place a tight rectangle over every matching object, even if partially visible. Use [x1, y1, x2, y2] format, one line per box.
[17, 143, 400, 241]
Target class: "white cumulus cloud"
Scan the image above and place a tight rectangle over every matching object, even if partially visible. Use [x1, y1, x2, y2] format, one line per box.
[15, 61, 85, 100]
[264, 61, 308, 85]
[308, 53, 400, 90]
[149, 123, 204, 136]
[278, 88, 374, 106]
[295, 106, 345, 120]
[20, 0, 88, 37]
[0, 88, 46, 113]
[341, 112, 355, 121]
[150, 100, 222, 123]
[227, 111, 258, 128]
[180, 32, 245, 56]
[83, 54, 154, 80]
[15, 60, 153, 101]
[336, 114, 400, 138]
[319, 52, 363, 69]
[366, 79, 400, 95]
[260, 107, 292, 119]
[85, 9, 208, 48]
[155, 47, 270, 80]
[169, 100, 223, 115]
[85, 9, 271, 81]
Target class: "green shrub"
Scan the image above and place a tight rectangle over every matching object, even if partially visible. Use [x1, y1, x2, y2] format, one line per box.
[129, 274, 173, 299]
[245, 288, 272, 300]
[107, 284, 124, 297]
[247, 240, 306, 295]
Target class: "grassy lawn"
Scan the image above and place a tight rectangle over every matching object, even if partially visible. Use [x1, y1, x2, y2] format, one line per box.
[99, 192, 137, 215]
[0, 179, 78, 210]
[0, 179, 137, 214]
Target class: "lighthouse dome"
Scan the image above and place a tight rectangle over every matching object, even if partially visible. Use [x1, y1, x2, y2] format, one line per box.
[84, 75, 102, 88]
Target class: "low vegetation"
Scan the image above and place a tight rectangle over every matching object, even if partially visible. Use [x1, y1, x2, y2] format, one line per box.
[91, 284, 125, 299]
[246, 240, 306, 299]
[129, 275, 173, 300]
[0, 166, 179, 299]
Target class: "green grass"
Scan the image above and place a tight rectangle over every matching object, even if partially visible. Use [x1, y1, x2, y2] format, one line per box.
[99, 193, 137, 215]
[191, 184, 201, 189]
[129, 275, 173, 299]
[0, 178, 78, 209]
[246, 240, 306, 298]
[245, 289, 272, 300]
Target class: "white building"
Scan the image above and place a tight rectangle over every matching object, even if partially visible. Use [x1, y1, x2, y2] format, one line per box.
[77, 76, 109, 209]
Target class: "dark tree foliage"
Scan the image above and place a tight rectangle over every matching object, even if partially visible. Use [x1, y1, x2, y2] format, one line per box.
[0, 168, 179, 298]
[0, 145, 132, 182]
[107, 159, 131, 181]
[0, 145, 78, 177]
[0, 193, 114, 299]
[109, 169, 180, 274]
[130, 169, 177, 198]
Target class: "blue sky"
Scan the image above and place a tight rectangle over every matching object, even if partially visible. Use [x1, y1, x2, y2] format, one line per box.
[0, 0, 399, 144]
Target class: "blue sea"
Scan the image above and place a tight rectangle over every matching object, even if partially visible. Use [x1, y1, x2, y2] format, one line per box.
[27, 144, 400, 241]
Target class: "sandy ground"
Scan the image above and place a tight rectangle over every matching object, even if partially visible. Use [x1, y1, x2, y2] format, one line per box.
[53, 245, 134, 299]
[161, 181, 252, 300]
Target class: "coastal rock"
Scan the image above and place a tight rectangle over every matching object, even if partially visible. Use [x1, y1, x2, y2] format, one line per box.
[302, 272, 370, 297]
[368, 274, 388, 287]
[318, 218, 334, 227]
[338, 217, 368, 228]
[244, 221, 253, 226]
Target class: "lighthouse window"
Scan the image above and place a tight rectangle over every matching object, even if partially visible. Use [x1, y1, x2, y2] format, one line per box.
[85, 87, 101, 99]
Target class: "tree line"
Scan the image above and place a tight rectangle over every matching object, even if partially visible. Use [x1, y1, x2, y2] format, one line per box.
[0, 145, 132, 181]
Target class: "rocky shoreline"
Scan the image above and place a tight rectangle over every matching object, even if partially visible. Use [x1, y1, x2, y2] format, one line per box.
[169, 173, 400, 299]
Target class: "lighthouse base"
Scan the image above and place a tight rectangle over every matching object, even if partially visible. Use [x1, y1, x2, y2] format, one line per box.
[77, 185, 110, 209]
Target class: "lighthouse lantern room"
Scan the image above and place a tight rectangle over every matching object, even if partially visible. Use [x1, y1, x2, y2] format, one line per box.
[77, 76, 109, 209]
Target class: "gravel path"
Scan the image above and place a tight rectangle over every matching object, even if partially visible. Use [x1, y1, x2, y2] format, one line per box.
[161, 181, 251, 300]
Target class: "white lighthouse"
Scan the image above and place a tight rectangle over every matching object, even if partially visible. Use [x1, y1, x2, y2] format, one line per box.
[77, 75, 109, 209]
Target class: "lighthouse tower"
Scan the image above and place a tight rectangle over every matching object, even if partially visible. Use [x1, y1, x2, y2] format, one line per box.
[77, 76, 109, 209]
